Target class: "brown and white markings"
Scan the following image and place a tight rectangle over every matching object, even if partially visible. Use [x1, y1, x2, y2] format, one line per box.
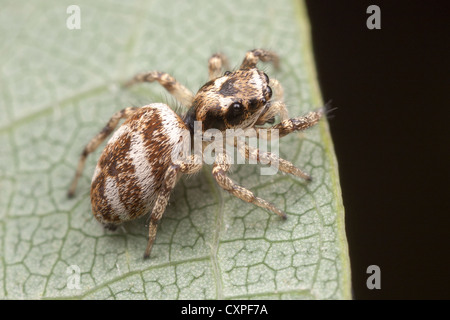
[68, 49, 324, 259]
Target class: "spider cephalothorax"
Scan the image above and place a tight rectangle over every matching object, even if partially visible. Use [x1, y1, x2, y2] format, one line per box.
[67, 49, 324, 259]
[191, 68, 273, 131]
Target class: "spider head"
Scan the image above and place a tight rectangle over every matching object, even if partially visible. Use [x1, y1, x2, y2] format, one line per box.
[191, 68, 272, 132]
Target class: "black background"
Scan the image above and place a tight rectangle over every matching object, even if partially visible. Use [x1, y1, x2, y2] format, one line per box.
[305, 0, 449, 299]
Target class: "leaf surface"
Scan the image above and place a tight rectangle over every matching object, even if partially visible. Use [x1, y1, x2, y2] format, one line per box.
[0, 0, 350, 299]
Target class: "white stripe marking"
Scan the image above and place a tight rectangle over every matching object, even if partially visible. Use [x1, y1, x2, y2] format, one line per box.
[105, 176, 126, 217]
[129, 131, 155, 197]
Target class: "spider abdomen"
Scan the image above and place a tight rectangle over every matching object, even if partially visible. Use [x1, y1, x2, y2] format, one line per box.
[90, 103, 190, 228]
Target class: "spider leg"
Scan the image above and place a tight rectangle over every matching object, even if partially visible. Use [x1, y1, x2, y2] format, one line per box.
[124, 71, 194, 108]
[212, 153, 286, 219]
[235, 140, 312, 181]
[67, 107, 138, 198]
[255, 101, 289, 125]
[144, 155, 202, 259]
[208, 52, 230, 80]
[240, 49, 280, 70]
[255, 109, 324, 139]
[255, 78, 287, 125]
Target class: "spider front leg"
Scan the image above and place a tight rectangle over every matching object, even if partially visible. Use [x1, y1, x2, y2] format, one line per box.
[144, 155, 202, 259]
[124, 71, 194, 108]
[240, 49, 280, 70]
[255, 108, 324, 139]
[257, 77, 288, 124]
[208, 53, 230, 80]
[67, 106, 138, 198]
[212, 153, 287, 220]
[234, 140, 312, 181]
[255, 100, 289, 125]
[269, 78, 285, 103]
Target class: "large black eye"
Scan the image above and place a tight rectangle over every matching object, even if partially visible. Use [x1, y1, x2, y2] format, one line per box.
[231, 102, 244, 115]
[266, 86, 272, 99]
[263, 72, 269, 83]
[225, 102, 246, 127]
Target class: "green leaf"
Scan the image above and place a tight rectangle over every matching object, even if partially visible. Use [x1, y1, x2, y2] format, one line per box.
[0, 0, 351, 299]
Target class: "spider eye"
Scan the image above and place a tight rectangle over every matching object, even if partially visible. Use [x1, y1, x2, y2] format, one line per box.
[263, 72, 270, 83]
[266, 86, 272, 99]
[225, 102, 246, 127]
[231, 102, 244, 115]
[224, 71, 232, 76]
[248, 99, 259, 110]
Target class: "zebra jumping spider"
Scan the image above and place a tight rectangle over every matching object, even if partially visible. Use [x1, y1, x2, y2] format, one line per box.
[67, 49, 324, 259]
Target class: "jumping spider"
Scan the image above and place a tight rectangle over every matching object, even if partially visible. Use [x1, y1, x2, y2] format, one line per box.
[68, 49, 324, 259]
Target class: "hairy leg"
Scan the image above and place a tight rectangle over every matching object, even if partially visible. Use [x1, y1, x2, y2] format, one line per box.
[255, 78, 287, 125]
[212, 153, 286, 219]
[255, 101, 289, 125]
[235, 140, 312, 181]
[240, 49, 280, 70]
[67, 107, 138, 198]
[208, 52, 230, 80]
[255, 109, 324, 139]
[144, 155, 202, 259]
[125, 71, 194, 108]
